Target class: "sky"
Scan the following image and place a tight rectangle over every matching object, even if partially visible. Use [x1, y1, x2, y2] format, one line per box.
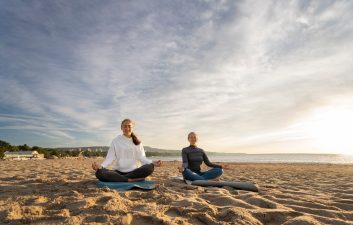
[1, 0, 353, 154]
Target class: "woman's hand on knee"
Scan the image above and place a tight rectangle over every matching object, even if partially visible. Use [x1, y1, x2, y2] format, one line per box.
[221, 164, 231, 170]
[178, 166, 184, 173]
[153, 160, 162, 167]
[92, 162, 100, 171]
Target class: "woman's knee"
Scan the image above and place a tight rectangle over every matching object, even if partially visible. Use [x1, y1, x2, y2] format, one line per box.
[182, 168, 191, 176]
[214, 167, 223, 176]
[95, 169, 106, 181]
[145, 163, 155, 175]
[182, 169, 188, 178]
[208, 167, 223, 178]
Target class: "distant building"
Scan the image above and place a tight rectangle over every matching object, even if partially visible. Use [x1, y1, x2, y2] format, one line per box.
[3, 151, 45, 160]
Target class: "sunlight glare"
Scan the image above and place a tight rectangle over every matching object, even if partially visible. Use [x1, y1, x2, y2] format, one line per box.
[307, 107, 353, 155]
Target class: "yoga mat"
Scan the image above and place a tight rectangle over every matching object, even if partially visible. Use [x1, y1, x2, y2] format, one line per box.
[97, 180, 156, 191]
[186, 180, 259, 192]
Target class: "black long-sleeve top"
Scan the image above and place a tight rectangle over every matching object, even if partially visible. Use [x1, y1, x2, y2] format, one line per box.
[182, 145, 222, 173]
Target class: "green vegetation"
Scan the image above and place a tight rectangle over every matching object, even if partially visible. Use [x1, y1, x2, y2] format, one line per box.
[145, 150, 180, 157]
[0, 140, 18, 159]
[0, 140, 11, 147]
[0, 140, 107, 159]
[144, 146, 180, 157]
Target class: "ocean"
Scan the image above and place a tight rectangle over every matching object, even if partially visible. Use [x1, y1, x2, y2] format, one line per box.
[151, 154, 353, 164]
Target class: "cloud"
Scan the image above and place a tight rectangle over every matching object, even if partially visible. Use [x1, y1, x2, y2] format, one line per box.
[0, 0, 352, 153]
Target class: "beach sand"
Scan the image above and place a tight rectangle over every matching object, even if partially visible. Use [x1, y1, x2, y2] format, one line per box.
[0, 158, 352, 225]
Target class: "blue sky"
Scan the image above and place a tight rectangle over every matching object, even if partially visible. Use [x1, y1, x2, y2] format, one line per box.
[1, 0, 353, 154]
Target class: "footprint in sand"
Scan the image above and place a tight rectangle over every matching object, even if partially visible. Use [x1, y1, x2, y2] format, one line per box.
[282, 215, 321, 225]
[200, 193, 257, 209]
[241, 195, 279, 209]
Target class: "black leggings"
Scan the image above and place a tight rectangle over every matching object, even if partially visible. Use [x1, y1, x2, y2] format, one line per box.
[95, 163, 154, 182]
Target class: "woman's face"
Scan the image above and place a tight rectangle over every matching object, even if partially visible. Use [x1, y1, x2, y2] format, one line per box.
[188, 133, 197, 145]
[121, 121, 133, 137]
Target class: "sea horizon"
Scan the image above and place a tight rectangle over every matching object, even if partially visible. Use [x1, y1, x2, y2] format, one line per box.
[151, 153, 353, 164]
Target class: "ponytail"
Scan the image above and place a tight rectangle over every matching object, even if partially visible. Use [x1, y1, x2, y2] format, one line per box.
[131, 132, 141, 145]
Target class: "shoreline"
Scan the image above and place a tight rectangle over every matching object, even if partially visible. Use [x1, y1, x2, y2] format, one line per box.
[5, 157, 353, 165]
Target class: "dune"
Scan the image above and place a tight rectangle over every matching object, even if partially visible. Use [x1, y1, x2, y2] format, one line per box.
[0, 159, 352, 224]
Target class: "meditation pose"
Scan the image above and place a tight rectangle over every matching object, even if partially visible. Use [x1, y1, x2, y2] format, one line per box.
[179, 132, 223, 181]
[92, 118, 161, 182]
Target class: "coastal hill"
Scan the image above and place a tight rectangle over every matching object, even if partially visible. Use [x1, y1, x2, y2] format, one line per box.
[1, 139, 245, 159]
[51, 146, 246, 157]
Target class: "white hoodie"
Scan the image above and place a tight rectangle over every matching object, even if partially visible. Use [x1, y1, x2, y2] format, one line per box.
[100, 134, 152, 172]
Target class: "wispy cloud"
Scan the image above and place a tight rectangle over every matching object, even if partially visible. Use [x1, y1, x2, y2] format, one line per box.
[1, 0, 352, 153]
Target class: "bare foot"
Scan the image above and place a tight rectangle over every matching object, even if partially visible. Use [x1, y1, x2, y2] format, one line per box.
[127, 177, 145, 182]
[92, 162, 100, 171]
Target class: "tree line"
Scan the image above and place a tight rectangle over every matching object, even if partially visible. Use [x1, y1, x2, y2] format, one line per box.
[0, 140, 107, 159]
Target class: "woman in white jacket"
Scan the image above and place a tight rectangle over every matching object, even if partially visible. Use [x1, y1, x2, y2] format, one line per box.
[92, 118, 161, 182]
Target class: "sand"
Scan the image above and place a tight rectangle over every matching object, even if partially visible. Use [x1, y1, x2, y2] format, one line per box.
[0, 158, 352, 225]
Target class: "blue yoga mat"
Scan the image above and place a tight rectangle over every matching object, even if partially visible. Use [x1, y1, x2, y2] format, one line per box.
[97, 180, 156, 191]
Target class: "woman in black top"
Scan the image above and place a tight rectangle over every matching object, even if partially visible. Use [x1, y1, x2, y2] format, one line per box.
[179, 132, 223, 181]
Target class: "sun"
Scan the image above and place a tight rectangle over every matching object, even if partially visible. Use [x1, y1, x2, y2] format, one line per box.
[306, 107, 353, 155]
